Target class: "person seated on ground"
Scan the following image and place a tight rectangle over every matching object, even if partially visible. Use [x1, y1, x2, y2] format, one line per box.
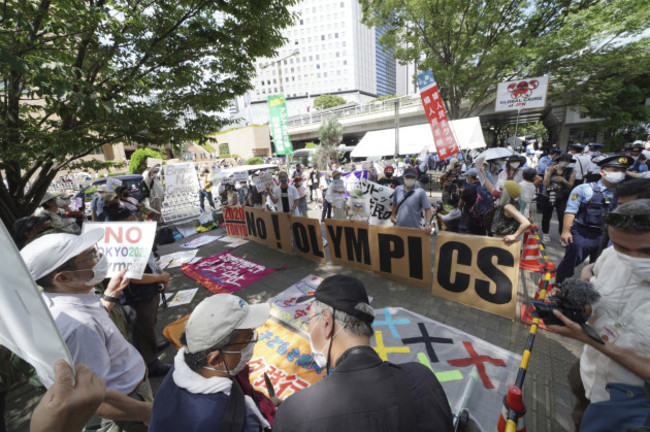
[485, 180, 530, 244]
[11, 215, 54, 249]
[20, 230, 153, 430]
[35, 192, 81, 234]
[149, 294, 273, 432]
[272, 275, 454, 432]
[106, 207, 172, 377]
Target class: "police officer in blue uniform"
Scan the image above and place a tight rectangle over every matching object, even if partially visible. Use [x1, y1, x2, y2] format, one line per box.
[584, 143, 605, 182]
[556, 155, 633, 282]
[625, 143, 648, 174]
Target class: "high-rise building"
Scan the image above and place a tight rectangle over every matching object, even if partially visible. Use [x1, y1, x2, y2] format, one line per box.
[233, 0, 400, 125]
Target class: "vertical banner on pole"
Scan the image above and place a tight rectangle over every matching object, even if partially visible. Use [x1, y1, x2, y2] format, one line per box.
[267, 94, 294, 156]
[417, 70, 459, 161]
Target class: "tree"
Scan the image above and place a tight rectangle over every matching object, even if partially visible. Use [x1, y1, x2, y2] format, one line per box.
[129, 148, 165, 175]
[360, 0, 649, 120]
[313, 94, 347, 110]
[0, 0, 297, 227]
[245, 157, 264, 165]
[304, 142, 318, 149]
[315, 117, 342, 170]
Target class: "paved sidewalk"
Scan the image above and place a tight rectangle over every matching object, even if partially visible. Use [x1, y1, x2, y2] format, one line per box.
[5, 201, 581, 432]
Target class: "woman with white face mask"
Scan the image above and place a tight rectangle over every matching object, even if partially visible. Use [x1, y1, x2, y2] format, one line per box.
[494, 155, 524, 194]
[541, 153, 577, 244]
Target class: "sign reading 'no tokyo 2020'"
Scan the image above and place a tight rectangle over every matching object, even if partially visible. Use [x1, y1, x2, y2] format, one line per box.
[495, 76, 549, 112]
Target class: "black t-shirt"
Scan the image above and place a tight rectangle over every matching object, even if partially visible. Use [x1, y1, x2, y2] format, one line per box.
[461, 184, 477, 215]
[378, 176, 402, 189]
[280, 187, 290, 213]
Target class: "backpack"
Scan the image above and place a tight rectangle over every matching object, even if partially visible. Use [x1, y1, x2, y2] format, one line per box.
[469, 185, 495, 226]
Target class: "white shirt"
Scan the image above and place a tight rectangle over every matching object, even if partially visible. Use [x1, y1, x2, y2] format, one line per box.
[519, 181, 536, 218]
[326, 179, 346, 208]
[41, 292, 146, 394]
[36, 208, 81, 234]
[271, 185, 299, 214]
[580, 247, 650, 402]
[570, 154, 591, 180]
[142, 170, 164, 198]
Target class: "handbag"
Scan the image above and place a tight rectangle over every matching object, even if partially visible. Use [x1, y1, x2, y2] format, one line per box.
[580, 383, 650, 432]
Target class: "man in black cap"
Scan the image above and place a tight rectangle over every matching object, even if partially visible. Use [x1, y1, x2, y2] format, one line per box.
[390, 167, 432, 230]
[556, 155, 633, 282]
[272, 275, 454, 432]
[625, 143, 648, 174]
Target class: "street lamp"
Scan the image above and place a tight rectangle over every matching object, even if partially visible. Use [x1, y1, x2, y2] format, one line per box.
[260, 48, 300, 95]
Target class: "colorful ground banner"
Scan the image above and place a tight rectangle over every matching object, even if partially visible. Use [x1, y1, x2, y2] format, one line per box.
[432, 232, 521, 320]
[417, 70, 459, 160]
[371, 307, 520, 431]
[358, 179, 394, 225]
[163, 163, 200, 195]
[495, 76, 549, 112]
[268, 275, 323, 332]
[179, 234, 223, 249]
[250, 319, 326, 400]
[181, 251, 275, 294]
[82, 221, 157, 279]
[267, 94, 293, 155]
[223, 205, 249, 238]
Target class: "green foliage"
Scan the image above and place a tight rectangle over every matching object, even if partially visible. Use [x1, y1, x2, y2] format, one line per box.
[245, 157, 264, 165]
[129, 149, 165, 175]
[218, 143, 231, 156]
[0, 0, 298, 226]
[201, 143, 216, 153]
[316, 117, 343, 169]
[313, 94, 347, 110]
[305, 142, 318, 149]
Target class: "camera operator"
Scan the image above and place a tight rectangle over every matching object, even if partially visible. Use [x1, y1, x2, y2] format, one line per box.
[548, 199, 650, 431]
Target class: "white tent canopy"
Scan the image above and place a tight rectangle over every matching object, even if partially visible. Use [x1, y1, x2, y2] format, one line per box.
[351, 117, 486, 158]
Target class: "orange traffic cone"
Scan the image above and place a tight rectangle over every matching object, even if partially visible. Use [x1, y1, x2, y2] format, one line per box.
[519, 232, 544, 272]
[497, 385, 527, 432]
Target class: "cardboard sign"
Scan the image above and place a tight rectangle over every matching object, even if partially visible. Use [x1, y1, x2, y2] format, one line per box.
[221, 176, 234, 186]
[290, 216, 326, 263]
[359, 179, 394, 225]
[260, 172, 275, 190]
[106, 177, 122, 191]
[250, 319, 326, 400]
[243, 207, 269, 245]
[369, 225, 432, 289]
[243, 208, 292, 254]
[233, 171, 249, 183]
[361, 161, 373, 171]
[324, 219, 373, 271]
[82, 221, 157, 279]
[495, 76, 549, 112]
[147, 158, 162, 168]
[0, 221, 73, 387]
[252, 176, 264, 193]
[223, 205, 249, 238]
[163, 163, 200, 195]
[269, 275, 323, 332]
[432, 232, 521, 320]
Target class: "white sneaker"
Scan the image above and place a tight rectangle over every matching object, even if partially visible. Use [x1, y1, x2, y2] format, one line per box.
[542, 234, 551, 242]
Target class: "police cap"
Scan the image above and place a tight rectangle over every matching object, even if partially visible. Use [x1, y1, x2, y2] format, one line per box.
[597, 155, 633, 169]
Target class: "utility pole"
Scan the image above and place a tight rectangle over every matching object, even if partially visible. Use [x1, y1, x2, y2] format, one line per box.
[394, 99, 400, 159]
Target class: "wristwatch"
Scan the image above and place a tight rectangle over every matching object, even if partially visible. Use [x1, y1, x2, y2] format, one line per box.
[101, 293, 120, 303]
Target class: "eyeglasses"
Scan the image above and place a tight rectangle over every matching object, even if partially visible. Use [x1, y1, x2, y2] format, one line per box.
[604, 213, 650, 230]
[228, 330, 259, 347]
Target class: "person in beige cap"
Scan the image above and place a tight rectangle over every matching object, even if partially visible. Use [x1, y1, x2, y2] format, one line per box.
[20, 229, 152, 431]
[149, 294, 271, 432]
[35, 191, 81, 234]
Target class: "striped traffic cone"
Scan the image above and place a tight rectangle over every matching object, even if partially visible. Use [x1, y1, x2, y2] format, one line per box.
[519, 232, 544, 272]
[520, 262, 556, 328]
[497, 385, 527, 432]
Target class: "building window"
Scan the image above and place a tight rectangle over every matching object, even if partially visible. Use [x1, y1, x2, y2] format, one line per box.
[321, 35, 325, 40]
[300, 18, 304, 25]
[316, 64, 320, 69]
[340, 1, 344, 7]
[335, 32, 339, 38]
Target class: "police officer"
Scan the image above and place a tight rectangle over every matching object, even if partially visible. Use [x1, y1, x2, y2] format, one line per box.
[556, 155, 633, 282]
[625, 143, 648, 174]
[568, 143, 591, 186]
[584, 143, 604, 182]
[536, 147, 562, 176]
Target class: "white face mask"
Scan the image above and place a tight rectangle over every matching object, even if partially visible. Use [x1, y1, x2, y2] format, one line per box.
[559, 162, 569, 168]
[83, 255, 109, 287]
[308, 315, 342, 369]
[56, 197, 68, 207]
[616, 251, 650, 279]
[602, 171, 625, 184]
[404, 178, 416, 187]
[510, 162, 521, 169]
[205, 341, 256, 376]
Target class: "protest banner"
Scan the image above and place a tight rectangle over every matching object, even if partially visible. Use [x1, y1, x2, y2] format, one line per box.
[163, 163, 200, 195]
[417, 70, 459, 160]
[223, 205, 249, 238]
[359, 179, 394, 225]
[146, 158, 162, 168]
[181, 251, 275, 294]
[267, 94, 293, 155]
[324, 219, 373, 271]
[180, 234, 222, 249]
[244, 209, 292, 254]
[361, 161, 373, 171]
[0, 221, 73, 386]
[290, 216, 326, 263]
[244, 207, 269, 245]
[369, 225, 432, 289]
[371, 307, 520, 430]
[233, 171, 249, 183]
[495, 76, 549, 112]
[340, 170, 366, 192]
[106, 177, 122, 191]
[82, 221, 157, 279]
[432, 232, 521, 320]
[268, 275, 323, 332]
[260, 172, 275, 190]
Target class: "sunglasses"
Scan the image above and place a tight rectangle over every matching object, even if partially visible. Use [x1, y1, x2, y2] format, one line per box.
[604, 213, 650, 230]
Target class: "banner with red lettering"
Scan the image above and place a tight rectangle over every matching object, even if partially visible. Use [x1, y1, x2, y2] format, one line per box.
[181, 251, 275, 294]
[82, 221, 157, 279]
[223, 205, 249, 238]
[417, 70, 459, 160]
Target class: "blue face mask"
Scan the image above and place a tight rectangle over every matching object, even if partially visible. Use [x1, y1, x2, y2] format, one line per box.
[280, 178, 288, 184]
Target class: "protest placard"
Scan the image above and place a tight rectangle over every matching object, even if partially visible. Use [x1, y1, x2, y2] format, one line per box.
[260, 172, 275, 190]
[163, 163, 200, 195]
[361, 161, 373, 171]
[359, 179, 394, 225]
[324, 219, 373, 271]
[290, 216, 326, 263]
[244, 208, 292, 254]
[82, 221, 157, 279]
[147, 158, 162, 168]
[0, 221, 73, 386]
[495, 76, 549, 112]
[268, 275, 323, 332]
[157, 250, 199, 270]
[369, 225, 433, 289]
[223, 205, 249, 238]
[233, 171, 249, 183]
[432, 232, 521, 320]
[168, 288, 198, 307]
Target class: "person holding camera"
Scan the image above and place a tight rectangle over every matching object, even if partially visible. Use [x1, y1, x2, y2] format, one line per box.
[541, 153, 576, 245]
[548, 199, 650, 431]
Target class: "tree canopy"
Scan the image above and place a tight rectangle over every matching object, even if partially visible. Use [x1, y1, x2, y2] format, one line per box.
[313, 94, 347, 110]
[315, 117, 342, 169]
[0, 0, 297, 226]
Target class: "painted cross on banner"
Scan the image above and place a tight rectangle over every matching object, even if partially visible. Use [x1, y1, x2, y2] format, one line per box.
[417, 70, 459, 160]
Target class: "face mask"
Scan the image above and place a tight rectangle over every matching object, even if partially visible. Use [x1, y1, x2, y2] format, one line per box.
[510, 162, 521, 169]
[559, 162, 569, 168]
[280, 178, 288, 184]
[616, 251, 650, 279]
[590, 152, 600, 157]
[308, 316, 342, 369]
[83, 255, 109, 287]
[602, 171, 625, 184]
[204, 341, 255, 376]
[153, 168, 160, 174]
[56, 198, 67, 207]
[385, 172, 393, 178]
[404, 178, 416, 187]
